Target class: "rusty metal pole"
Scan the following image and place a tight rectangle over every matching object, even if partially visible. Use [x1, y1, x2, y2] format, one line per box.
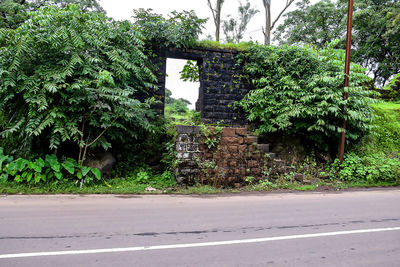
[338, 0, 354, 164]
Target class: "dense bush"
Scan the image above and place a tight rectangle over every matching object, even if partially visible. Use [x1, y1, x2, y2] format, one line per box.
[0, 5, 156, 162]
[132, 9, 207, 49]
[385, 73, 400, 101]
[328, 102, 400, 183]
[329, 153, 400, 183]
[237, 43, 374, 151]
[0, 147, 101, 185]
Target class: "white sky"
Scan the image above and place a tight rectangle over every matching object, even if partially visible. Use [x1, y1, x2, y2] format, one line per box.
[98, 0, 320, 109]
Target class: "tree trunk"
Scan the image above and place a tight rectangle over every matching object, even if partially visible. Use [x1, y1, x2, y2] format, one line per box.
[264, 2, 271, 45]
[263, 0, 296, 45]
[208, 0, 225, 42]
[216, 4, 221, 42]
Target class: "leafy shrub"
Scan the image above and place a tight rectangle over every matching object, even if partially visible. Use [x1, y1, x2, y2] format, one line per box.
[132, 9, 207, 49]
[127, 168, 176, 188]
[0, 147, 101, 185]
[0, 5, 156, 161]
[237, 43, 374, 151]
[329, 153, 400, 183]
[385, 73, 400, 100]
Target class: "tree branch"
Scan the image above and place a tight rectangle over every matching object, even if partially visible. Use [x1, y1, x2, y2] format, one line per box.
[207, 0, 217, 26]
[271, 0, 296, 30]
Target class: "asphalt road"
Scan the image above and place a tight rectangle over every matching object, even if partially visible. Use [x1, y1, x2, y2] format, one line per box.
[1, 189, 400, 266]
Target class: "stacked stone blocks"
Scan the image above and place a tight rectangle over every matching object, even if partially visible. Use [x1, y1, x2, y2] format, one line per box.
[175, 125, 269, 187]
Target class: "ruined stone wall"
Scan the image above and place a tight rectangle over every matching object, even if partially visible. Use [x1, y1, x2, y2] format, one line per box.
[175, 125, 271, 187]
[153, 47, 253, 126]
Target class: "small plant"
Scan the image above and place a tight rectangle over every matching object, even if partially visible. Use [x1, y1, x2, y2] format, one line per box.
[0, 148, 101, 186]
[200, 124, 223, 149]
[245, 176, 255, 185]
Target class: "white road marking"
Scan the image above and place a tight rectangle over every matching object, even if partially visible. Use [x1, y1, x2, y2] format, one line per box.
[1, 226, 400, 259]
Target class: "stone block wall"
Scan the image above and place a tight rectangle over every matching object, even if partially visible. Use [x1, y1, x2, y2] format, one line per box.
[152, 47, 253, 126]
[175, 125, 270, 187]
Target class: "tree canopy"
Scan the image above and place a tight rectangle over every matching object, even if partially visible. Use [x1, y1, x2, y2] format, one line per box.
[0, 0, 104, 29]
[274, 0, 400, 86]
[0, 5, 156, 160]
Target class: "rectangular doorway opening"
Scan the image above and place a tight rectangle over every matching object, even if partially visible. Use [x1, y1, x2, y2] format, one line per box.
[165, 58, 202, 124]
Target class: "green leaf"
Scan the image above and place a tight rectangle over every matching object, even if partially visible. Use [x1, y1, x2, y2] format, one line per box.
[91, 168, 101, 180]
[55, 172, 63, 180]
[82, 166, 91, 176]
[62, 162, 75, 174]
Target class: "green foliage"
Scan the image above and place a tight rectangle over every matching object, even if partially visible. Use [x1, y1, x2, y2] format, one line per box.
[180, 60, 199, 83]
[385, 73, 400, 100]
[196, 40, 251, 51]
[275, 0, 400, 86]
[164, 88, 191, 115]
[0, 0, 104, 29]
[274, 0, 346, 47]
[0, 148, 101, 185]
[200, 124, 223, 149]
[329, 153, 400, 183]
[328, 101, 400, 183]
[356, 102, 400, 156]
[237, 43, 374, 150]
[0, 5, 156, 159]
[127, 168, 176, 188]
[132, 9, 207, 49]
[222, 0, 258, 43]
[164, 88, 201, 125]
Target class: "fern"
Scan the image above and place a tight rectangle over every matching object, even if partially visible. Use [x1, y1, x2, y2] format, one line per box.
[0, 5, 156, 159]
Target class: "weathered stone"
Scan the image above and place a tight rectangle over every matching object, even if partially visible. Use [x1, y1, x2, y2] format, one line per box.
[186, 144, 199, 152]
[247, 160, 258, 168]
[257, 144, 270, 153]
[294, 173, 303, 182]
[177, 134, 189, 142]
[238, 145, 247, 153]
[245, 136, 258, 144]
[235, 128, 247, 136]
[229, 161, 237, 167]
[177, 152, 191, 159]
[274, 159, 284, 167]
[228, 145, 238, 153]
[234, 183, 241, 188]
[251, 168, 261, 175]
[176, 143, 187, 152]
[222, 128, 236, 137]
[220, 137, 237, 145]
[84, 152, 116, 179]
[252, 152, 261, 160]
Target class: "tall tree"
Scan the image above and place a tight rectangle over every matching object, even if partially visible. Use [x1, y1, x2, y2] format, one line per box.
[262, 0, 296, 45]
[207, 0, 225, 42]
[274, 0, 400, 86]
[0, 0, 104, 29]
[274, 0, 346, 47]
[222, 0, 259, 43]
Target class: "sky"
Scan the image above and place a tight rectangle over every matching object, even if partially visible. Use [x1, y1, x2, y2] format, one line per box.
[98, 0, 320, 109]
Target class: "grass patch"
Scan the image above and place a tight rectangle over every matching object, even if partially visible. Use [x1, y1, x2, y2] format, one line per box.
[1, 179, 399, 195]
[195, 40, 251, 51]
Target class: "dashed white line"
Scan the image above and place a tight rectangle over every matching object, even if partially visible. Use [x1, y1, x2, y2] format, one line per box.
[1, 226, 400, 259]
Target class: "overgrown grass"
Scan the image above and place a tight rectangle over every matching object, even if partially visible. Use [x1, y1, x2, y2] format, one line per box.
[2, 179, 399, 195]
[195, 40, 251, 51]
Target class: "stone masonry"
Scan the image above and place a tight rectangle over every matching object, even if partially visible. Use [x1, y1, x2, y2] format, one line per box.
[175, 125, 274, 187]
[151, 47, 253, 126]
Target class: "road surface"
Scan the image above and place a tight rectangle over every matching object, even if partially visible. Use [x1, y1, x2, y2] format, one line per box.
[1, 189, 400, 266]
